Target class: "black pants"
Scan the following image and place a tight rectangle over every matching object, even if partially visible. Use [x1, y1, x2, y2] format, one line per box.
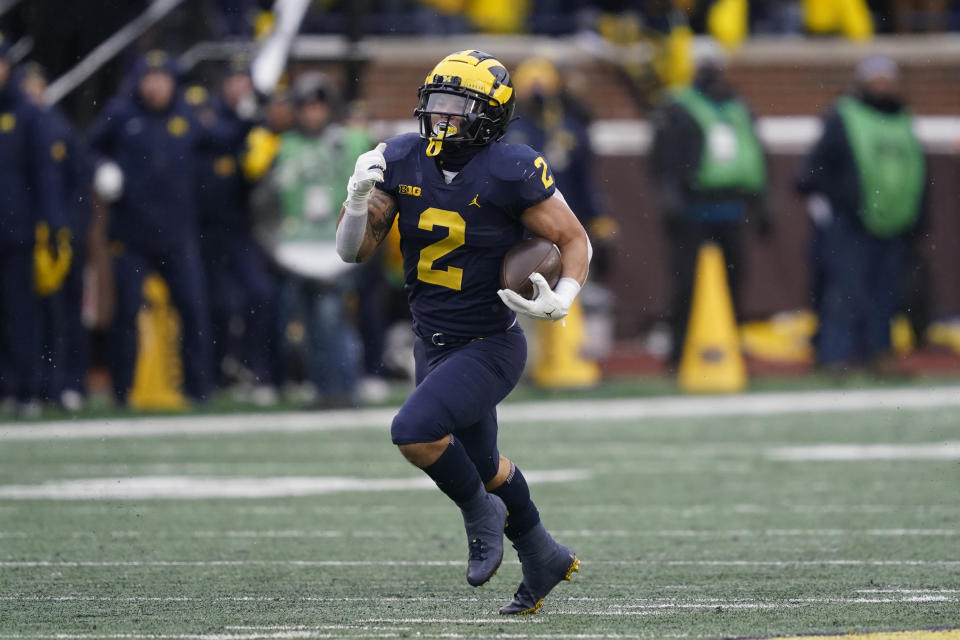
[0, 248, 42, 402]
[665, 218, 743, 366]
[110, 243, 213, 404]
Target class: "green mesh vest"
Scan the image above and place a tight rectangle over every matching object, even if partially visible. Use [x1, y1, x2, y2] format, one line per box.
[273, 127, 371, 244]
[671, 87, 766, 194]
[836, 97, 924, 237]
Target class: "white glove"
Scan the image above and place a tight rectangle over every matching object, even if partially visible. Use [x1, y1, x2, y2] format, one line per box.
[807, 194, 833, 228]
[338, 142, 387, 262]
[498, 273, 581, 322]
[346, 142, 387, 209]
[93, 161, 124, 203]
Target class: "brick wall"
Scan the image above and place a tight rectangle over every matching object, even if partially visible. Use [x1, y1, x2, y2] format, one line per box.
[343, 38, 960, 336]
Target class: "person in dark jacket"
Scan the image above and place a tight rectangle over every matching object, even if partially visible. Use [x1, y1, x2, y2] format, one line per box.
[796, 54, 927, 372]
[21, 62, 92, 411]
[88, 50, 250, 405]
[649, 56, 772, 368]
[506, 60, 602, 237]
[0, 37, 68, 417]
[189, 62, 279, 404]
[505, 57, 611, 387]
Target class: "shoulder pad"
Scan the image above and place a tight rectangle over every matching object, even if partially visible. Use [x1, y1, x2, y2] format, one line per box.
[382, 132, 422, 163]
[487, 141, 542, 183]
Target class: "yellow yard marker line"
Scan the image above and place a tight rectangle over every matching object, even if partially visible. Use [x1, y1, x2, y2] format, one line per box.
[780, 630, 960, 640]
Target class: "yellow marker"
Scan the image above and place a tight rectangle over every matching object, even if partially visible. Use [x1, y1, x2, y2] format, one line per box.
[129, 275, 186, 411]
[531, 298, 600, 389]
[678, 242, 747, 393]
[781, 630, 960, 640]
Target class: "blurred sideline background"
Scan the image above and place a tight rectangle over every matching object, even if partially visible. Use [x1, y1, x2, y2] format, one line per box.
[3, 0, 960, 416]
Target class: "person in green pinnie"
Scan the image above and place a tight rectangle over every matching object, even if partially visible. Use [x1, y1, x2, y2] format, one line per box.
[257, 73, 373, 405]
[796, 54, 927, 373]
[649, 53, 773, 368]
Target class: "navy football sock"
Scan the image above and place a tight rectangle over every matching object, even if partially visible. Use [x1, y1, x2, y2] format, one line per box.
[490, 463, 541, 541]
[422, 436, 486, 508]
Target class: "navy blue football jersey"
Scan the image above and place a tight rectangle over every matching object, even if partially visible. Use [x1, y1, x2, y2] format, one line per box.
[379, 133, 556, 338]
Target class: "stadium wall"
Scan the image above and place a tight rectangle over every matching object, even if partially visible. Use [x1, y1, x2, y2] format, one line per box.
[348, 35, 960, 337]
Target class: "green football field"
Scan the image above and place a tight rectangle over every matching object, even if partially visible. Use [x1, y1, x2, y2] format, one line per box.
[1, 386, 959, 640]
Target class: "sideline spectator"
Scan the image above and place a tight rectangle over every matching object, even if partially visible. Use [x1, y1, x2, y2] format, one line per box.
[20, 62, 91, 411]
[796, 54, 927, 373]
[88, 51, 251, 406]
[0, 37, 68, 417]
[255, 73, 371, 406]
[190, 61, 280, 405]
[649, 52, 772, 368]
[506, 56, 611, 386]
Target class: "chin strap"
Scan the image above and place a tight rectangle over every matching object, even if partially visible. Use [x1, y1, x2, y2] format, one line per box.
[425, 121, 457, 157]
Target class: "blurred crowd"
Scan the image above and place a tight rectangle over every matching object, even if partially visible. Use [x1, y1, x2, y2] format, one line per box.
[0, 20, 629, 417]
[0, 0, 947, 417]
[186, 1, 960, 37]
[0, 39, 416, 416]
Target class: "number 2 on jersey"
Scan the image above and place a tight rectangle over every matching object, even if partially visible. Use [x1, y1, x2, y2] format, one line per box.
[417, 207, 465, 290]
[534, 156, 554, 189]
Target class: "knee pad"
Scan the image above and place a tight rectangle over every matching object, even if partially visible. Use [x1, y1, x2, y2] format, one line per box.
[390, 401, 449, 445]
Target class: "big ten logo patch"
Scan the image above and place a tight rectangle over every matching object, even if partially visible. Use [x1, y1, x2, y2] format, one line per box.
[399, 184, 422, 196]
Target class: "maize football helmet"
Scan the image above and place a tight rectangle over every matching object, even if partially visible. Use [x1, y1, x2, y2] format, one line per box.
[414, 50, 515, 157]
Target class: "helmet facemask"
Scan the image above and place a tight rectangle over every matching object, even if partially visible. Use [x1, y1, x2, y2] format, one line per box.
[416, 87, 506, 157]
[414, 51, 515, 157]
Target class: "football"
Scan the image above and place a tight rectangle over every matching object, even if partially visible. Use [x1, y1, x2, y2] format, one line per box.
[500, 237, 562, 300]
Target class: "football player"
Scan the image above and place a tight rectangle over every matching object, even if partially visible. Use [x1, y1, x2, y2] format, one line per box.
[336, 50, 591, 614]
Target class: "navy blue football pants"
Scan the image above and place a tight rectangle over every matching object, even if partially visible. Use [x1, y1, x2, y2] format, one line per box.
[109, 244, 213, 404]
[391, 325, 527, 483]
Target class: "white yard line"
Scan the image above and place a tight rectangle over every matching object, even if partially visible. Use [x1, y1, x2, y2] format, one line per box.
[613, 597, 955, 607]
[226, 634, 689, 640]
[223, 624, 410, 631]
[857, 589, 960, 593]
[0, 596, 201, 601]
[2, 528, 955, 539]
[229, 503, 960, 515]
[551, 528, 960, 538]
[2, 559, 958, 568]
[9, 502, 951, 515]
[4, 594, 954, 603]
[3, 595, 950, 605]
[0, 635, 346, 640]
[4, 385, 960, 441]
[0, 635, 694, 640]
[767, 442, 960, 461]
[0, 470, 589, 500]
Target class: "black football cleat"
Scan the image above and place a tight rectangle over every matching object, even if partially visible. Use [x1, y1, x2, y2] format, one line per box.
[464, 493, 507, 587]
[499, 543, 580, 615]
